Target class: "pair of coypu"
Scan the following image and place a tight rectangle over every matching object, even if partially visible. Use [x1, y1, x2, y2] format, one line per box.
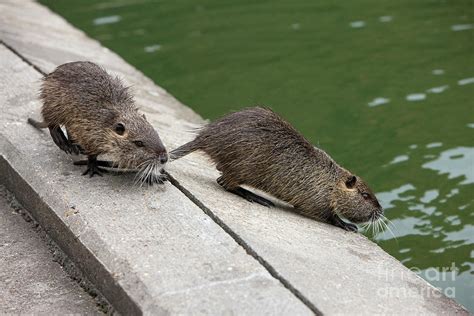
[28, 61, 383, 232]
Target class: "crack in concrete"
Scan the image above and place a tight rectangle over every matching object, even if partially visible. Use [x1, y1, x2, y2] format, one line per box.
[164, 171, 322, 315]
[0, 40, 46, 76]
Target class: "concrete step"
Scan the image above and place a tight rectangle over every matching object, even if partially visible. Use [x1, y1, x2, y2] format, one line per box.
[0, 185, 100, 314]
[0, 0, 469, 315]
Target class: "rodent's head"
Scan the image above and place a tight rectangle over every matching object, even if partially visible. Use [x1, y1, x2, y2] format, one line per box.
[332, 172, 383, 224]
[105, 111, 168, 181]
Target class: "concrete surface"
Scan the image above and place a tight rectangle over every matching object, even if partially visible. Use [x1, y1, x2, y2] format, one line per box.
[0, 45, 310, 314]
[168, 156, 471, 315]
[0, 0, 470, 315]
[0, 185, 100, 314]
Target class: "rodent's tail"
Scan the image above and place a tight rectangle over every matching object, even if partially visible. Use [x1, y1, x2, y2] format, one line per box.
[27, 118, 48, 129]
[170, 139, 200, 161]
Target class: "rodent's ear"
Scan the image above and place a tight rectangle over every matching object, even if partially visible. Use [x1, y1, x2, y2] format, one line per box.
[114, 122, 126, 135]
[345, 175, 357, 189]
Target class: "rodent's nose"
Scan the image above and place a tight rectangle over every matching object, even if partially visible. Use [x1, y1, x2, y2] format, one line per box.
[159, 153, 168, 164]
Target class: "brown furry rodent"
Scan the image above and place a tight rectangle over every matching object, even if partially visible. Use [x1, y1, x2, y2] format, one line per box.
[28, 61, 168, 183]
[171, 107, 383, 231]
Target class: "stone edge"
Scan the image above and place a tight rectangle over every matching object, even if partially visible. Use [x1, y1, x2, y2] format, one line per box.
[0, 134, 142, 315]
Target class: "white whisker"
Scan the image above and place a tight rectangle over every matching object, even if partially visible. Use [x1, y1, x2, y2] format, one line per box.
[131, 158, 162, 187]
[381, 215, 398, 243]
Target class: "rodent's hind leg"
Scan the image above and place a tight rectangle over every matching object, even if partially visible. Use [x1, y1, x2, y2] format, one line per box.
[81, 155, 108, 177]
[327, 213, 358, 232]
[65, 128, 84, 155]
[233, 187, 275, 207]
[48, 125, 75, 154]
[216, 176, 275, 207]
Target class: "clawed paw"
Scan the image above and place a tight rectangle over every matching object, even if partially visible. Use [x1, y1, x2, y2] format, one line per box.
[342, 222, 358, 232]
[82, 165, 107, 177]
[144, 174, 168, 185]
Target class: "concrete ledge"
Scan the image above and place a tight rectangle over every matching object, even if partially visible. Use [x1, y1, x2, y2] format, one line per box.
[168, 158, 469, 314]
[0, 137, 140, 314]
[0, 134, 308, 315]
[0, 0, 469, 315]
[0, 44, 310, 315]
[0, 185, 99, 314]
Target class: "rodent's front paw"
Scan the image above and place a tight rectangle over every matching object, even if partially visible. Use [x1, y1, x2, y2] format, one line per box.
[343, 222, 358, 232]
[147, 174, 168, 185]
[156, 174, 168, 184]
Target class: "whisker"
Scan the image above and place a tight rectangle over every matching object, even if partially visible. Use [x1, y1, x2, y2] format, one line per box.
[381, 215, 398, 244]
[130, 158, 162, 187]
[371, 214, 376, 237]
[134, 163, 150, 187]
[377, 219, 383, 235]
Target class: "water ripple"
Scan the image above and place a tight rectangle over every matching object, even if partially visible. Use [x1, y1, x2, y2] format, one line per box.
[350, 21, 366, 28]
[406, 93, 426, 101]
[427, 85, 449, 94]
[422, 147, 474, 185]
[368, 97, 390, 107]
[451, 24, 473, 31]
[93, 15, 121, 25]
[379, 16, 393, 23]
[458, 77, 474, 85]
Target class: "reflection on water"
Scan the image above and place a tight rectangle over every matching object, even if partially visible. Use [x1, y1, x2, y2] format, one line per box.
[144, 44, 162, 53]
[458, 77, 474, 85]
[406, 93, 426, 101]
[423, 147, 474, 185]
[376, 216, 431, 241]
[368, 97, 390, 107]
[427, 85, 449, 94]
[39, 0, 474, 310]
[378, 143, 473, 307]
[378, 16, 393, 23]
[451, 24, 474, 31]
[389, 154, 409, 165]
[444, 225, 474, 243]
[426, 142, 443, 148]
[93, 15, 121, 25]
[291, 23, 301, 30]
[420, 189, 439, 204]
[368, 74, 471, 107]
[377, 184, 416, 209]
[349, 21, 366, 28]
[409, 203, 436, 215]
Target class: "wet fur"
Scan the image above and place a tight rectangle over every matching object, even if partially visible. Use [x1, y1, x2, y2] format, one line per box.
[29, 61, 167, 180]
[171, 107, 382, 229]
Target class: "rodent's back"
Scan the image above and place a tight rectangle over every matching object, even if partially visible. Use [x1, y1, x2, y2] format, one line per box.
[40, 61, 133, 127]
[194, 107, 342, 213]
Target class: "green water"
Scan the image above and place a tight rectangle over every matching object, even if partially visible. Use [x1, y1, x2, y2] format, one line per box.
[41, 0, 473, 310]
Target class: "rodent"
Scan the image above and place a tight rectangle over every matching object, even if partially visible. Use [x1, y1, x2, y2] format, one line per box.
[28, 61, 168, 184]
[171, 107, 383, 231]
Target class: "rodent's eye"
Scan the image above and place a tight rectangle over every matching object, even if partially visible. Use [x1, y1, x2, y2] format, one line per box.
[362, 193, 370, 200]
[114, 123, 125, 135]
[134, 140, 145, 147]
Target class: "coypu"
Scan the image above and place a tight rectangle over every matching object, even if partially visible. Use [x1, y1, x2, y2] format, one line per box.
[171, 107, 383, 231]
[28, 61, 168, 184]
